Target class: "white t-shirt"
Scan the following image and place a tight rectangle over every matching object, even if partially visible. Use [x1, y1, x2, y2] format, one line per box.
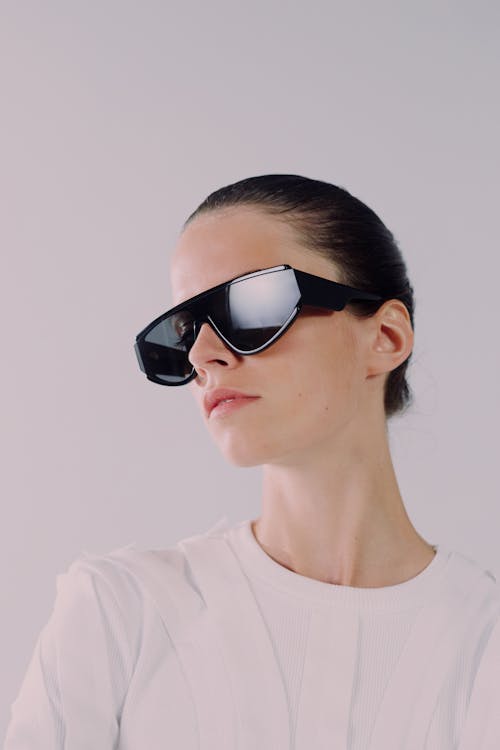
[4, 516, 500, 749]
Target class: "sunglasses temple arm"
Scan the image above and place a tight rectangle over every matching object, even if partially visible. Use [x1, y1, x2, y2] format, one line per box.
[347, 289, 384, 303]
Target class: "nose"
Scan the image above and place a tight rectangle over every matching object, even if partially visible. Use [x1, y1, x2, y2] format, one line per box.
[188, 320, 241, 378]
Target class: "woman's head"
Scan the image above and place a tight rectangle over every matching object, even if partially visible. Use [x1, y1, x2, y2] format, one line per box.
[169, 175, 414, 467]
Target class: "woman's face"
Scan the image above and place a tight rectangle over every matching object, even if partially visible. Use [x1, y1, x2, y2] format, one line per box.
[169, 206, 375, 468]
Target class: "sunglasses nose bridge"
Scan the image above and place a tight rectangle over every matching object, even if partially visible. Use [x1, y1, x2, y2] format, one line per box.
[191, 313, 211, 342]
[191, 316, 227, 349]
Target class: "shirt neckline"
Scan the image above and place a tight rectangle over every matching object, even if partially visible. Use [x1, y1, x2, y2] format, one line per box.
[224, 518, 452, 610]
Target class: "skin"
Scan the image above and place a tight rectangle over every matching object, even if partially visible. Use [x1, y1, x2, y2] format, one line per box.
[170, 205, 436, 588]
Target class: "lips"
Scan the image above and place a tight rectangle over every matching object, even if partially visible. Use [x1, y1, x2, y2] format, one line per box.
[203, 388, 260, 418]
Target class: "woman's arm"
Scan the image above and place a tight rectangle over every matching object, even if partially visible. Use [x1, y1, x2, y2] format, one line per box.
[3, 556, 140, 750]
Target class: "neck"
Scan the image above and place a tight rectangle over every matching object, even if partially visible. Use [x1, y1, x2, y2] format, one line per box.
[253, 427, 435, 588]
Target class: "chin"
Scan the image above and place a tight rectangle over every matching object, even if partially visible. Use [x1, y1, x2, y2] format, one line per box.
[218, 446, 268, 468]
[212, 432, 278, 468]
[215, 432, 300, 468]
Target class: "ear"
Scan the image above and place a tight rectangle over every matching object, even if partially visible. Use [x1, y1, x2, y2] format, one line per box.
[364, 300, 414, 379]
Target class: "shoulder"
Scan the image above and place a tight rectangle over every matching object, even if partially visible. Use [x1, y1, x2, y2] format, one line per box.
[442, 547, 500, 624]
[61, 537, 204, 619]
[49, 544, 150, 671]
[56, 543, 144, 613]
[446, 547, 500, 599]
[438, 547, 500, 674]
[54, 540, 189, 623]
[52, 518, 238, 644]
[60, 538, 188, 589]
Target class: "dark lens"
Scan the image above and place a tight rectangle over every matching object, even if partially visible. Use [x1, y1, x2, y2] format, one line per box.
[138, 310, 195, 384]
[211, 268, 301, 351]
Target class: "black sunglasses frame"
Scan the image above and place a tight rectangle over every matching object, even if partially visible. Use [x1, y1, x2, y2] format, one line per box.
[134, 264, 384, 386]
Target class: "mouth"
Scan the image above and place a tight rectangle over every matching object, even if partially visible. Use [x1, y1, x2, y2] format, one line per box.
[204, 388, 260, 418]
[209, 396, 260, 419]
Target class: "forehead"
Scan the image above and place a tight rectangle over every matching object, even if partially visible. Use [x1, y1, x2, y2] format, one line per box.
[169, 206, 338, 305]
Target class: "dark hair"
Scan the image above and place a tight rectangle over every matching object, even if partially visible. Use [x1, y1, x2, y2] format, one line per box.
[183, 174, 415, 420]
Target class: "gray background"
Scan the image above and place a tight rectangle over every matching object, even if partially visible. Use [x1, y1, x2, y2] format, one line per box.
[2, 0, 499, 737]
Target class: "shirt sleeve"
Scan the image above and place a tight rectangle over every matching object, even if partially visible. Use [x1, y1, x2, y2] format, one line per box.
[3, 554, 141, 750]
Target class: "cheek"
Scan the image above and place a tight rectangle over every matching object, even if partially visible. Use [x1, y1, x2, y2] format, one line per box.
[269, 347, 358, 440]
[281, 320, 357, 400]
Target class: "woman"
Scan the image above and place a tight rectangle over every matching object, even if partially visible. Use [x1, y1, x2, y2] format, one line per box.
[5, 175, 500, 749]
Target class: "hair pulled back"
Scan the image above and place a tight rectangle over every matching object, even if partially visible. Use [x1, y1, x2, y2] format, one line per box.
[184, 174, 415, 420]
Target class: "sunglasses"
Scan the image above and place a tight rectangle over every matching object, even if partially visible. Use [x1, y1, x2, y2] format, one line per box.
[134, 264, 384, 386]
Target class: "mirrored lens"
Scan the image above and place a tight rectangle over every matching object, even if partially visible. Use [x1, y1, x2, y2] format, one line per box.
[212, 268, 300, 350]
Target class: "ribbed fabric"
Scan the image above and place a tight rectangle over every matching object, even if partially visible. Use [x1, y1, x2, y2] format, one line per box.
[226, 520, 448, 608]
[224, 520, 497, 749]
[4, 518, 500, 750]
